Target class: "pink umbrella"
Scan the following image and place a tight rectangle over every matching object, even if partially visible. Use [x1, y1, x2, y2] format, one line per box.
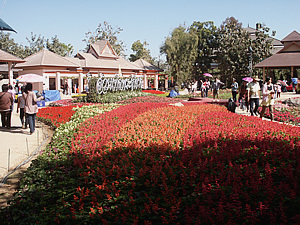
[203, 73, 213, 78]
[242, 77, 253, 82]
[278, 80, 287, 86]
[16, 74, 45, 83]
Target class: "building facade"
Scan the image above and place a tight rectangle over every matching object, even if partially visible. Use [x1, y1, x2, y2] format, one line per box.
[15, 41, 165, 93]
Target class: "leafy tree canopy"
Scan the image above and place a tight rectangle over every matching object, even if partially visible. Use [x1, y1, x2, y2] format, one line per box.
[46, 36, 74, 57]
[160, 25, 198, 85]
[83, 21, 126, 56]
[129, 40, 153, 63]
[0, 32, 74, 58]
[216, 17, 273, 83]
[189, 21, 218, 79]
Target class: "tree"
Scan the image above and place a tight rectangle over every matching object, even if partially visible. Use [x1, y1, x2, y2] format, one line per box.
[129, 40, 152, 63]
[83, 21, 126, 56]
[160, 25, 198, 85]
[216, 17, 253, 83]
[250, 23, 273, 66]
[0, 32, 74, 58]
[46, 36, 74, 57]
[26, 32, 46, 55]
[0, 32, 29, 58]
[216, 17, 274, 84]
[152, 55, 168, 71]
[189, 21, 218, 79]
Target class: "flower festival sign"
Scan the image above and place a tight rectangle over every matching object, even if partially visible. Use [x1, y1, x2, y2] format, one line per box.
[87, 73, 143, 95]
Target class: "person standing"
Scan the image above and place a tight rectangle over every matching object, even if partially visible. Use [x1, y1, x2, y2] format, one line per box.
[212, 78, 224, 100]
[291, 76, 298, 93]
[231, 78, 239, 102]
[23, 83, 43, 134]
[17, 86, 27, 129]
[260, 77, 275, 121]
[203, 78, 210, 98]
[8, 84, 16, 112]
[247, 76, 261, 116]
[238, 81, 248, 111]
[63, 80, 69, 95]
[0, 84, 13, 128]
[276, 82, 281, 98]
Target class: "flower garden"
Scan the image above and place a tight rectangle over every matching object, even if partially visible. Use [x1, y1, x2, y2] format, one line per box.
[0, 95, 299, 224]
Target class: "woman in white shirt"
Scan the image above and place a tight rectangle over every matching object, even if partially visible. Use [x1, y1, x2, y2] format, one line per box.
[260, 77, 275, 121]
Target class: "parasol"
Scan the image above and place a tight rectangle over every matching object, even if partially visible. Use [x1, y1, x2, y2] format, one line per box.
[0, 18, 16, 33]
[203, 73, 213, 78]
[16, 74, 45, 83]
[242, 77, 253, 82]
[278, 80, 287, 86]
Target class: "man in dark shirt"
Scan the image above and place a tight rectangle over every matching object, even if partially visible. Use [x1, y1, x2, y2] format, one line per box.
[0, 84, 14, 128]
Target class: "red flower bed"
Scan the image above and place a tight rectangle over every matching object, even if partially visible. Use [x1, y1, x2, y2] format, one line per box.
[117, 96, 183, 104]
[71, 102, 171, 156]
[64, 104, 300, 224]
[37, 105, 77, 128]
[142, 90, 166, 95]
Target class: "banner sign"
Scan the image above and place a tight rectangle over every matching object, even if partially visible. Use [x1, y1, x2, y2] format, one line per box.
[88, 73, 143, 95]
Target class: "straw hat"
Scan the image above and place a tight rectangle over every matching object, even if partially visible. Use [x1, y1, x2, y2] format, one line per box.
[252, 75, 260, 81]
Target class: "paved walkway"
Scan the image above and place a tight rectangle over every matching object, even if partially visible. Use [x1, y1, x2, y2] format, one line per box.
[0, 106, 47, 180]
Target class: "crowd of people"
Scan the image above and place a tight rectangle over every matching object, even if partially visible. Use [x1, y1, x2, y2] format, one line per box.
[0, 83, 44, 134]
[183, 75, 299, 121]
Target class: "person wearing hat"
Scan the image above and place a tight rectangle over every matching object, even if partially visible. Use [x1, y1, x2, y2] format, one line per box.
[247, 76, 261, 116]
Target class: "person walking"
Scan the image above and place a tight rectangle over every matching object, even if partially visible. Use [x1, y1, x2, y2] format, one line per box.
[22, 83, 43, 134]
[238, 81, 248, 111]
[231, 78, 239, 102]
[291, 76, 298, 93]
[0, 84, 13, 128]
[204, 78, 210, 98]
[8, 84, 15, 112]
[212, 78, 224, 100]
[274, 82, 281, 99]
[260, 77, 275, 121]
[17, 86, 27, 129]
[247, 76, 261, 116]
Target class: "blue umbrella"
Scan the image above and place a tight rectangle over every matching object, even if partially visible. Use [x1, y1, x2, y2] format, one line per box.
[0, 18, 16, 33]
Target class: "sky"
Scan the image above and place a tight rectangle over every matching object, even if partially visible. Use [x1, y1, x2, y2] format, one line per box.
[1, 0, 300, 59]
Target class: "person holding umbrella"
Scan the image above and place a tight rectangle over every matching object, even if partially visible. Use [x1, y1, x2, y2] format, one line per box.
[203, 78, 210, 97]
[22, 83, 44, 134]
[238, 81, 249, 111]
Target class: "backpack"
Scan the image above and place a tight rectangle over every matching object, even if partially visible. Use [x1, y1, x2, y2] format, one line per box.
[227, 98, 236, 113]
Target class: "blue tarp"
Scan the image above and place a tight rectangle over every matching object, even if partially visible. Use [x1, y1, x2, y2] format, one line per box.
[168, 89, 179, 98]
[42, 90, 61, 102]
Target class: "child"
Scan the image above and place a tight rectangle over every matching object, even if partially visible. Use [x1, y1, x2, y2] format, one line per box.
[276, 82, 281, 98]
